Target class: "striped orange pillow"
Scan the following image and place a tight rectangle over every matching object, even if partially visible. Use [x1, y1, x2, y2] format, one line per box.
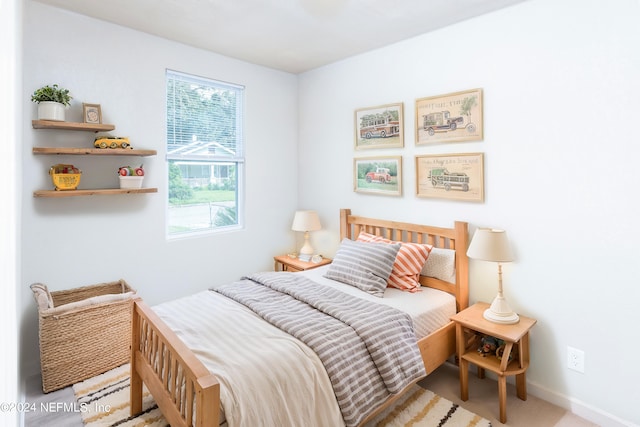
[357, 232, 432, 292]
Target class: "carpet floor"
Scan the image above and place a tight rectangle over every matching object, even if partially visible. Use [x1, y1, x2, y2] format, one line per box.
[72, 363, 492, 427]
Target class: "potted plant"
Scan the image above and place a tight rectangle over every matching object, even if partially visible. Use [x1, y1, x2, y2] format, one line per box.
[31, 84, 73, 121]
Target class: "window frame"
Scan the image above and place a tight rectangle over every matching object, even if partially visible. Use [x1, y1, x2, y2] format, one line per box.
[165, 69, 245, 239]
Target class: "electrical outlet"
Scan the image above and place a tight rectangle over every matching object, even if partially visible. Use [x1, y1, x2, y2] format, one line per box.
[567, 346, 585, 373]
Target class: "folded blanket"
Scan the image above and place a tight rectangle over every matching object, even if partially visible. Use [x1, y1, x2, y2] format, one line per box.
[213, 271, 426, 427]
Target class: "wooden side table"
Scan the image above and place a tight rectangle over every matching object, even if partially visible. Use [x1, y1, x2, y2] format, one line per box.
[273, 254, 331, 272]
[451, 302, 537, 423]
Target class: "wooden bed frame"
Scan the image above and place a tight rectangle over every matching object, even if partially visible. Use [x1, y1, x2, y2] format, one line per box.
[130, 208, 469, 427]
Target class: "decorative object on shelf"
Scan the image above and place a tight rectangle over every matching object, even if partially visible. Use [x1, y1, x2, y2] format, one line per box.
[118, 165, 145, 189]
[354, 102, 404, 150]
[83, 103, 102, 124]
[353, 156, 402, 196]
[496, 341, 517, 362]
[31, 84, 72, 121]
[477, 335, 499, 357]
[291, 210, 322, 262]
[49, 164, 81, 191]
[95, 136, 131, 149]
[467, 227, 518, 324]
[476, 334, 516, 362]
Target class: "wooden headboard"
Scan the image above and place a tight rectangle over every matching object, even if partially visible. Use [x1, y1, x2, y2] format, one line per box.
[339, 208, 469, 312]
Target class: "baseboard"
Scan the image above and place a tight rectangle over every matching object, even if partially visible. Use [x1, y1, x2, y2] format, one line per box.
[457, 362, 636, 427]
[526, 380, 637, 427]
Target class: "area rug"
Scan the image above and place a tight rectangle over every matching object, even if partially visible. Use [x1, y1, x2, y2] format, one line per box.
[73, 364, 491, 427]
[364, 385, 492, 427]
[72, 363, 166, 427]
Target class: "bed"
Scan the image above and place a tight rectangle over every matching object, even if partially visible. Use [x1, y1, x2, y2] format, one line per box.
[130, 208, 469, 426]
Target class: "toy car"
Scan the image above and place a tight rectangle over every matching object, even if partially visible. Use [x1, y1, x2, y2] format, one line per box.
[94, 136, 131, 149]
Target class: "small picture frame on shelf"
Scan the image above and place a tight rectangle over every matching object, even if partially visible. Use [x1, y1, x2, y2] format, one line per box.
[83, 103, 102, 124]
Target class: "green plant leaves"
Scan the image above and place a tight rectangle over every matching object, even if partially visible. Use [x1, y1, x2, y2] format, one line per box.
[31, 84, 72, 106]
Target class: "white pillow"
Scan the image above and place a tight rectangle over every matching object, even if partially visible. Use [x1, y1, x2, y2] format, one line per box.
[421, 247, 456, 283]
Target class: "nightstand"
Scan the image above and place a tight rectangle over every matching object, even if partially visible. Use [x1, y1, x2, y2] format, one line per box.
[273, 254, 331, 272]
[451, 302, 537, 423]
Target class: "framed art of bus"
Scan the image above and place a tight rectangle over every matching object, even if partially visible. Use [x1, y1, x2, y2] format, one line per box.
[415, 153, 484, 202]
[415, 89, 483, 145]
[354, 103, 404, 149]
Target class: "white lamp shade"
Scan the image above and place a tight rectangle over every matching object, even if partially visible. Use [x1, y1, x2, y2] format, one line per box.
[291, 210, 322, 232]
[466, 228, 514, 262]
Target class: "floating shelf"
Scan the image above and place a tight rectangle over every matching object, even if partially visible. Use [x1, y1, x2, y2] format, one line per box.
[32, 120, 115, 132]
[33, 147, 157, 156]
[33, 188, 158, 198]
[32, 119, 158, 198]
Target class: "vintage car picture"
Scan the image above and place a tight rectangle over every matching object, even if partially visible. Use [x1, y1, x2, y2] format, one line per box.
[415, 153, 484, 202]
[354, 103, 403, 149]
[415, 89, 483, 145]
[354, 156, 402, 196]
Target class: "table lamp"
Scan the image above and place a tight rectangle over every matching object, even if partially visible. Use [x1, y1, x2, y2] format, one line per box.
[467, 228, 519, 324]
[291, 210, 322, 262]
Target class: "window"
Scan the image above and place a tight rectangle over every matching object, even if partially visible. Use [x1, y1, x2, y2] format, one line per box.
[166, 70, 244, 237]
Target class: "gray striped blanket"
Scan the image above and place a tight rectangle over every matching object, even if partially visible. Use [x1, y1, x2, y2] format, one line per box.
[213, 271, 426, 427]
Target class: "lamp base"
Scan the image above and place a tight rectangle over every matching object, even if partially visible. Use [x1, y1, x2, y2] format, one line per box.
[298, 231, 314, 262]
[483, 296, 519, 324]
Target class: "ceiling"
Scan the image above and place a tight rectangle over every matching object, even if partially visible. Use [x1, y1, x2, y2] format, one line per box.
[35, 0, 528, 74]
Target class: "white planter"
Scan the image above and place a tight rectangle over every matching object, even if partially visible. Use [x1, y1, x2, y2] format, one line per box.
[37, 101, 65, 121]
[119, 176, 144, 189]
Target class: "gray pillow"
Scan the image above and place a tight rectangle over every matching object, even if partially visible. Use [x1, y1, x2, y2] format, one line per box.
[324, 238, 401, 297]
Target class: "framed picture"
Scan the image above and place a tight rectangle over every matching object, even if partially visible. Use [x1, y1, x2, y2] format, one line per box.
[83, 103, 102, 124]
[415, 89, 483, 145]
[354, 103, 403, 149]
[415, 153, 484, 202]
[354, 156, 402, 196]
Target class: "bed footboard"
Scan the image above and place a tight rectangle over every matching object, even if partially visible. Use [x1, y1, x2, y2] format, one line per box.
[131, 299, 220, 427]
[418, 321, 457, 374]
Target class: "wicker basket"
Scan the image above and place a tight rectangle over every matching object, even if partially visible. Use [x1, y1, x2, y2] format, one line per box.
[30, 279, 137, 393]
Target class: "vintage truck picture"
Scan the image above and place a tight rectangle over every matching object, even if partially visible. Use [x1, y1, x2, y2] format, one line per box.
[415, 89, 483, 145]
[422, 110, 477, 136]
[416, 153, 484, 202]
[427, 167, 470, 192]
[354, 156, 402, 196]
[365, 167, 392, 184]
[354, 103, 404, 149]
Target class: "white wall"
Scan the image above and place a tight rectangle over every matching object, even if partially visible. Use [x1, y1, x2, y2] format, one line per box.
[2, 0, 21, 424]
[21, 2, 299, 378]
[298, 0, 640, 425]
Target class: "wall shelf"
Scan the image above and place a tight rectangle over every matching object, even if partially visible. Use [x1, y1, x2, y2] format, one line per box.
[33, 147, 157, 156]
[32, 120, 115, 132]
[33, 188, 158, 198]
[32, 119, 158, 197]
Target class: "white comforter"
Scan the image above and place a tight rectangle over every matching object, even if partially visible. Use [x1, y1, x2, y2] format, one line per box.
[153, 289, 345, 427]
